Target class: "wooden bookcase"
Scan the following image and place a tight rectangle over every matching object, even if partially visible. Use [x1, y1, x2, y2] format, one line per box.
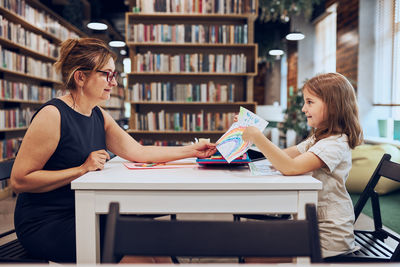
[99, 86, 126, 120]
[0, 0, 84, 168]
[125, 0, 258, 144]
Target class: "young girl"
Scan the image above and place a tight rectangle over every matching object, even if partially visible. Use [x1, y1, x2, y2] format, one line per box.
[242, 72, 363, 258]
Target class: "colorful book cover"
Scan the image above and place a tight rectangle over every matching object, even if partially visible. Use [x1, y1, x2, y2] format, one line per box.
[216, 106, 268, 163]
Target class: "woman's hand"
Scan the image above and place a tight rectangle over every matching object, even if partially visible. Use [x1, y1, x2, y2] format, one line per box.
[233, 114, 239, 122]
[242, 126, 262, 143]
[192, 142, 217, 158]
[81, 149, 110, 172]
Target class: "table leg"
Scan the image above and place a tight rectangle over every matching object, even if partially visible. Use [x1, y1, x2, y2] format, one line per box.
[295, 190, 318, 264]
[296, 190, 318, 219]
[75, 190, 99, 263]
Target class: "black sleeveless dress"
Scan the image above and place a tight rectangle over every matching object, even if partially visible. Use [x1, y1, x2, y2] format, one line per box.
[14, 98, 106, 263]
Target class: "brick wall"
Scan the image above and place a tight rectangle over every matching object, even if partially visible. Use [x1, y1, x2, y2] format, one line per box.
[327, 0, 359, 89]
[254, 62, 267, 104]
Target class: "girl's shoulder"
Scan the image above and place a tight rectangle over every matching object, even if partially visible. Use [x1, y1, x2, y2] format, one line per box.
[313, 134, 350, 151]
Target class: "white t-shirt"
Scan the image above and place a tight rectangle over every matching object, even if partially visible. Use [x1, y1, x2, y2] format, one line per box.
[297, 134, 357, 258]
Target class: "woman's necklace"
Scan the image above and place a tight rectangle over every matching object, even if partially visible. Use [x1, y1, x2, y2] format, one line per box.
[70, 93, 78, 110]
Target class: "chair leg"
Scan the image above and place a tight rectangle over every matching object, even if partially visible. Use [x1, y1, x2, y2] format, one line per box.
[171, 256, 179, 263]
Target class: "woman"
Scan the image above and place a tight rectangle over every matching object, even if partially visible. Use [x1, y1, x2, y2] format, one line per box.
[10, 37, 216, 263]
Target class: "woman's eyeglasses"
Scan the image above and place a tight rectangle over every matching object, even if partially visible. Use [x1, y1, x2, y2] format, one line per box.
[96, 70, 118, 82]
[79, 68, 118, 82]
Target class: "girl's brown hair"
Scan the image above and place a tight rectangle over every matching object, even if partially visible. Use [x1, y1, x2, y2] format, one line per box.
[54, 38, 117, 90]
[304, 73, 363, 149]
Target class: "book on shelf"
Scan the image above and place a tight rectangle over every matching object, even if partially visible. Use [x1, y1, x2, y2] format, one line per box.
[128, 81, 235, 102]
[134, 110, 235, 131]
[133, 0, 256, 14]
[0, 15, 60, 58]
[1, 1, 80, 40]
[0, 137, 22, 160]
[0, 79, 57, 102]
[0, 45, 62, 81]
[127, 0, 257, 145]
[134, 51, 247, 73]
[0, 108, 34, 129]
[128, 23, 248, 44]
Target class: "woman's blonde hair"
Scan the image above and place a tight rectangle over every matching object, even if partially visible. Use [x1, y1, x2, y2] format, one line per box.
[54, 38, 117, 90]
[304, 73, 363, 149]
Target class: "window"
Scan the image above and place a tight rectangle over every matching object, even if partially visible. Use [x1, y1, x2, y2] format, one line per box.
[314, 4, 337, 74]
[393, 0, 400, 117]
[374, 0, 395, 105]
[374, 1, 400, 106]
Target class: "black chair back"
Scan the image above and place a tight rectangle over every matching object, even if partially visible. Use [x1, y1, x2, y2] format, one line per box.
[102, 202, 322, 263]
[0, 159, 14, 181]
[331, 154, 400, 262]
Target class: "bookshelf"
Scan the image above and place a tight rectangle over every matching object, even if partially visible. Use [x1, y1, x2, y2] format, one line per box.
[100, 86, 126, 120]
[0, 0, 84, 198]
[99, 52, 126, 121]
[125, 0, 258, 144]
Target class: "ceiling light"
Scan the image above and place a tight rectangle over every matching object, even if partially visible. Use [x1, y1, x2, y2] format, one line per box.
[87, 22, 108, 30]
[120, 49, 127, 55]
[268, 49, 284, 56]
[286, 32, 305, 41]
[109, 41, 126, 47]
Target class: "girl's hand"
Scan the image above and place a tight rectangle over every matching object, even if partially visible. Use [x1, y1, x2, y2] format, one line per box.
[242, 126, 261, 143]
[81, 149, 110, 172]
[233, 114, 239, 122]
[192, 142, 217, 158]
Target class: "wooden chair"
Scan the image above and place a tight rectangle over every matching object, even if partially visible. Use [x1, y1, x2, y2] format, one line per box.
[102, 202, 322, 263]
[330, 153, 400, 262]
[0, 159, 47, 263]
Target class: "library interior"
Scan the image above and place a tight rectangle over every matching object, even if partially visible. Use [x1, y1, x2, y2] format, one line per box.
[1, 0, 400, 265]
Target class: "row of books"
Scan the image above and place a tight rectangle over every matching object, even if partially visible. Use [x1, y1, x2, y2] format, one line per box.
[0, 137, 22, 162]
[107, 109, 124, 121]
[127, 23, 248, 44]
[0, 178, 7, 190]
[137, 139, 190, 146]
[0, 15, 59, 58]
[133, 110, 235, 131]
[135, 52, 247, 73]
[0, 107, 34, 129]
[0, 46, 62, 81]
[133, 0, 256, 14]
[0, 79, 57, 102]
[1, 0, 79, 40]
[127, 81, 235, 102]
[100, 96, 124, 108]
[113, 87, 125, 98]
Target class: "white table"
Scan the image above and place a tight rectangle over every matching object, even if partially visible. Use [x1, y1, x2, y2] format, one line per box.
[71, 157, 322, 264]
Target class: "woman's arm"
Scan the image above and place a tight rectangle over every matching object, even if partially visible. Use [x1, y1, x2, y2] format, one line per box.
[10, 106, 109, 193]
[243, 126, 324, 175]
[102, 109, 216, 163]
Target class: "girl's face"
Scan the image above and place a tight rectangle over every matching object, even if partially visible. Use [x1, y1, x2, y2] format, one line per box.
[302, 88, 327, 129]
[84, 57, 117, 101]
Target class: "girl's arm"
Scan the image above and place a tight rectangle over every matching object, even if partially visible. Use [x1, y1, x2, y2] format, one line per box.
[10, 106, 109, 193]
[243, 126, 324, 175]
[102, 109, 216, 163]
[283, 146, 301, 158]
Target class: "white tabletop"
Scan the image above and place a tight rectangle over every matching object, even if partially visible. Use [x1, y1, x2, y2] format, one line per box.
[71, 157, 322, 191]
[72, 156, 322, 264]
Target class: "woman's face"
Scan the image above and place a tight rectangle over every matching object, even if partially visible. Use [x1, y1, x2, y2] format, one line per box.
[301, 88, 327, 129]
[84, 57, 117, 101]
